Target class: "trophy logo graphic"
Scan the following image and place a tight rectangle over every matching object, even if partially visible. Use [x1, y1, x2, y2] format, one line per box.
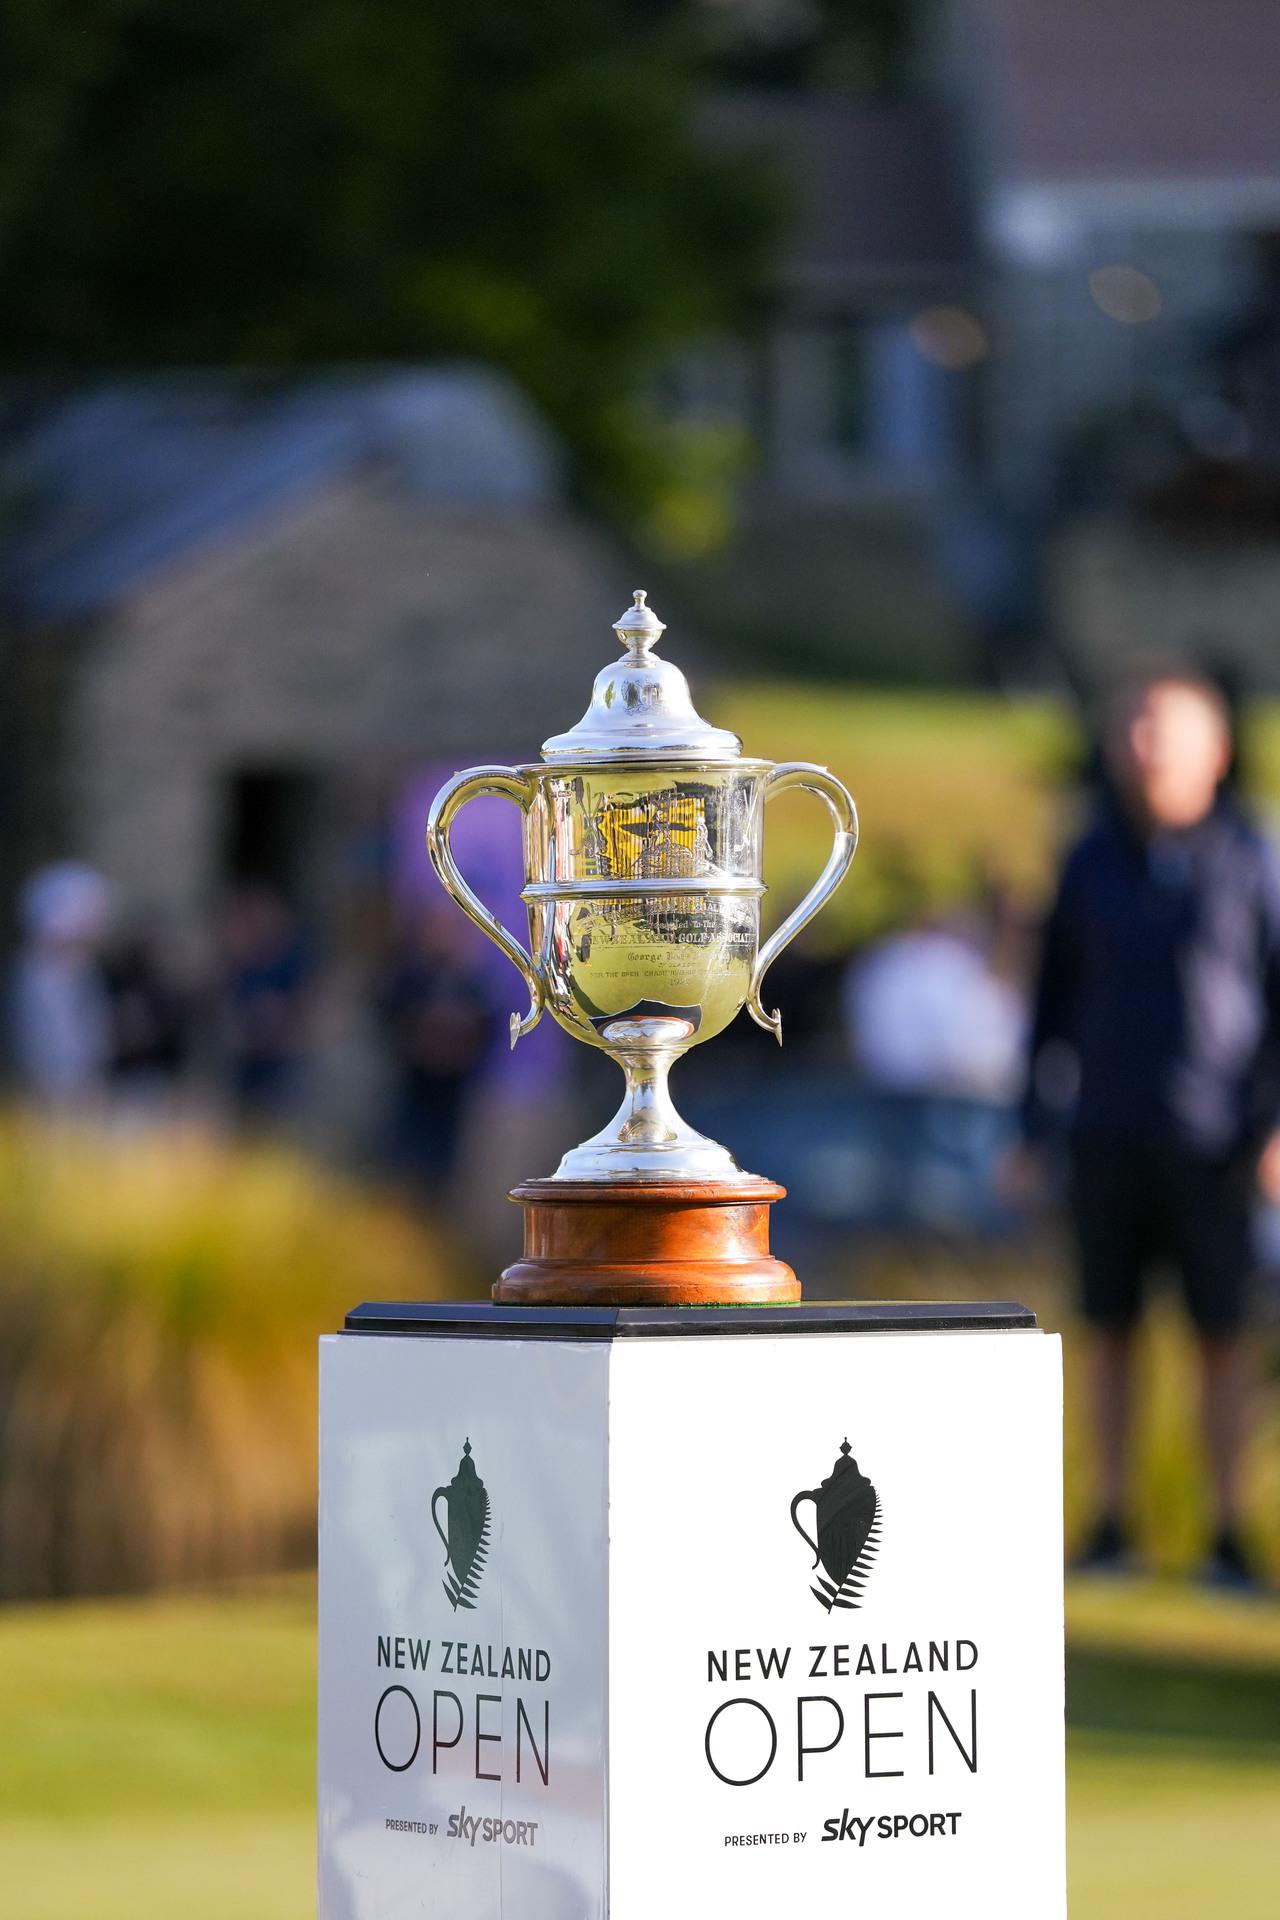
[791, 1438, 880, 1612]
[431, 1438, 490, 1612]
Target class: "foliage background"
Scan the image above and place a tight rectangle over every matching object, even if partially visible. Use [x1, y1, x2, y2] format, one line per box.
[0, 1, 787, 539]
[0, 1117, 464, 1600]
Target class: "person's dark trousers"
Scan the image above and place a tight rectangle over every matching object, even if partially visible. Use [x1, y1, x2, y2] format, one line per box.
[1068, 1138, 1252, 1341]
[1067, 1135, 1260, 1585]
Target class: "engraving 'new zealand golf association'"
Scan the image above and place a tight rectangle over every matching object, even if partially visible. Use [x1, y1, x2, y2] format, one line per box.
[704, 1436, 983, 1858]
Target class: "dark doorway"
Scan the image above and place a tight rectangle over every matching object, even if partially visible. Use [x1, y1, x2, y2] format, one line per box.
[222, 767, 321, 903]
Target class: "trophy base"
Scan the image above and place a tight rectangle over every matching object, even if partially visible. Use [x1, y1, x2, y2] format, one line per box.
[495, 1177, 799, 1306]
[549, 1132, 745, 1182]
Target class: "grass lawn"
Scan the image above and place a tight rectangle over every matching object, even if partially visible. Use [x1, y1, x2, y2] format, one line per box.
[0, 1581, 315, 1920]
[0, 1576, 1276, 1918]
[1065, 1578, 1280, 1919]
[1068, 1742, 1278, 1919]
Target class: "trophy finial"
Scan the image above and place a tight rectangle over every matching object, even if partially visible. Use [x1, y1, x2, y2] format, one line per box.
[613, 587, 666, 656]
[541, 584, 739, 758]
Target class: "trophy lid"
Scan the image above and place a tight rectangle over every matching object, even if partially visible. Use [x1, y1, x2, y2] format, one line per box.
[540, 590, 742, 762]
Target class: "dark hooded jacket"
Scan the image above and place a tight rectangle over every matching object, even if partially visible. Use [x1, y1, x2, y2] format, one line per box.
[1024, 796, 1280, 1159]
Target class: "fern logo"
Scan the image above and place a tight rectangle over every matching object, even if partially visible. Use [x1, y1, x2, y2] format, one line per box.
[430, 1438, 491, 1612]
[790, 1438, 881, 1613]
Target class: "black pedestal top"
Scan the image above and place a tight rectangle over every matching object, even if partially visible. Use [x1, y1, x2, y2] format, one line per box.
[343, 1300, 1037, 1340]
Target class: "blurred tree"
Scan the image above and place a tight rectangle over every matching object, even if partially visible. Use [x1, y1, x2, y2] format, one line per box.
[0, 0, 781, 545]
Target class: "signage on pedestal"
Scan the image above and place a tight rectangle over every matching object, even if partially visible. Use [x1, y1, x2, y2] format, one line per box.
[607, 1329, 1065, 1920]
[318, 1317, 1064, 1920]
[318, 1334, 610, 1919]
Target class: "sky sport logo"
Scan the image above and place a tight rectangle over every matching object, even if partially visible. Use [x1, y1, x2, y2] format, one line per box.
[431, 1439, 491, 1612]
[790, 1439, 881, 1612]
[446, 1805, 540, 1851]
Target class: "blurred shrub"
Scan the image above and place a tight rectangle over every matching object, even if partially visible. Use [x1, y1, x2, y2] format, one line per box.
[0, 1115, 464, 1600]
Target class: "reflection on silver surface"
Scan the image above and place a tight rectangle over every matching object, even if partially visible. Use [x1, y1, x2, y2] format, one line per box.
[427, 594, 857, 1182]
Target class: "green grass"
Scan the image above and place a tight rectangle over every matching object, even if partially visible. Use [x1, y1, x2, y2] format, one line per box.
[1065, 1578, 1280, 1919]
[1, 1577, 1277, 1917]
[0, 1582, 314, 1820]
[1068, 1741, 1278, 1919]
[0, 1582, 315, 1920]
[0, 1815, 314, 1920]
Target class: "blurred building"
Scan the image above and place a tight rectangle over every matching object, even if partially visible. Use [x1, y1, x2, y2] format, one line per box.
[681, 0, 1280, 687]
[686, 88, 982, 682]
[695, 92, 975, 510]
[951, 0, 1280, 498]
[0, 368, 626, 952]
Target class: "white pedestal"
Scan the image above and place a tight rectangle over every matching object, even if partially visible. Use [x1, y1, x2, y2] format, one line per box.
[318, 1302, 1065, 1919]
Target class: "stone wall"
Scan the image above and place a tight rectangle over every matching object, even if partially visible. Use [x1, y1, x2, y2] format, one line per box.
[67, 472, 629, 942]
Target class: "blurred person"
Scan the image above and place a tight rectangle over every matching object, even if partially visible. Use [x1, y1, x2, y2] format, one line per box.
[222, 883, 314, 1123]
[101, 918, 192, 1114]
[7, 862, 112, 1107]
[713, 930, 845, 1072]
[376, 907, 496, 1192]
[1017, 668, 1280, 1588]
[755, 935, 846, 1056]
[846, 904, 1027, 1102]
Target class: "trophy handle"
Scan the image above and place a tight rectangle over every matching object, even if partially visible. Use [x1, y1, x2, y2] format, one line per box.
[790, 1490, 822, 1568]
[430, 1487, 451, 1558]
[747, 763, 858, 1043]
[426, 765, 544, 1047]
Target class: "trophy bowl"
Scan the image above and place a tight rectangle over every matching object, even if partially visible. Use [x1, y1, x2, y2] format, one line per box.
[427, 592, 857, 1185]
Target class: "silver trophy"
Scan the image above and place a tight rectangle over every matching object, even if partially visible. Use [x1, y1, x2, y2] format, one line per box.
[427, 591, 857, 1182]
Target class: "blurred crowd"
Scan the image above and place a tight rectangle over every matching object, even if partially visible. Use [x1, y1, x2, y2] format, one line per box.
[5, 867, 503, 1187]
[5, 847, 1032, 1184]
[9, 867, 315, 1130]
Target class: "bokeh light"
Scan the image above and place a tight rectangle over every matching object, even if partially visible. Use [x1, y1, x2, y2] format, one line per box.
[1088, 264, 1162, 324]
[909, 305, 990, 370]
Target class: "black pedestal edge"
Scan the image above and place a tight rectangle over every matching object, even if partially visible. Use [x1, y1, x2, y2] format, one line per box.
[342, 1300, 1037, 1340]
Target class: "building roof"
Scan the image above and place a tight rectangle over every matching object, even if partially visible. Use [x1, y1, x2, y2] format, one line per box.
[979, 0, 1280, 187]
[0, 367, 562, 624]
[702, 93, 973, 301]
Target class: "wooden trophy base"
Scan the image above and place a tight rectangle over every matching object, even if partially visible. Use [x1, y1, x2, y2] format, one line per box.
[494, 1177, 799, 1306]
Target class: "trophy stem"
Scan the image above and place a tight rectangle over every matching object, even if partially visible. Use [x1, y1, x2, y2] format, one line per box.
[552, 1037, 744, 1182]
[613, 1049, 686, 1151]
